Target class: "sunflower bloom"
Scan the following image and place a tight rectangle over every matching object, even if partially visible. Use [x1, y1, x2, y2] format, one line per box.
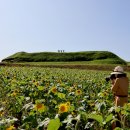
[46, 83, 49, 86]
[11, 92, 17, 97]
[0, 111, 4, 116]
[51, 86, 57, 94]
[35, 82, 39, 87]
[127, 103, 130, 107]
[75, 89, 82, 95]
[68, 87, 74, 92]
[6, 125, 15, 130]
[58, 103, 69, 113]
[34, 103, 46, 112]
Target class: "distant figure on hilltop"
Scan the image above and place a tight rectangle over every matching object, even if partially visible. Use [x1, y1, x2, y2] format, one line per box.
[58, 50, 65, 53]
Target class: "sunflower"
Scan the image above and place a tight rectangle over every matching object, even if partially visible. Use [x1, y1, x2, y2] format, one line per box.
[35, 82, 39, 87]
[11, 91, 17, 97]
[34, 103, 46, 112]
[51, 86, 57, 94]
[58, 103, 69, 113]
[6, 125, 15, 130]
[75, 89, 82, 95]
[0, 111, 4, 117]
[68, 87, 74, 92]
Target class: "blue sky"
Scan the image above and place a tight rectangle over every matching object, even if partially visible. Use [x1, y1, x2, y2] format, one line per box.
[0, 0, 130, 61]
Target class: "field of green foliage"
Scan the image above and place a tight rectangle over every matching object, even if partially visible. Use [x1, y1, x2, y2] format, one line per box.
[0, 67, 130, 130]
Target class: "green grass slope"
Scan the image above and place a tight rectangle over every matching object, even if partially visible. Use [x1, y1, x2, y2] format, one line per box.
[1, 51, 127, 65]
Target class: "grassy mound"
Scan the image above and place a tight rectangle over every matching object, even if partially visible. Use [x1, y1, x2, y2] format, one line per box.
[2, 51, 127, 65]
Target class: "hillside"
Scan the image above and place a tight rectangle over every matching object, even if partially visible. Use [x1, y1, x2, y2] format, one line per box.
[1, 51, 127, 65]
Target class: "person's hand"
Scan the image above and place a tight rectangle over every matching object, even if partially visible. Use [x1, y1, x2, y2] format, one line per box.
[111, 79, 115, 85]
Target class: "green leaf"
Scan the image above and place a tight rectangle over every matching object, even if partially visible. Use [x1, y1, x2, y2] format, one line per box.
[105, 114, 113, 123]
[114, 127, 123, 130]
[88, 114, 103, 124]
[115, 107, 121, 113]
[69, 105, 75, 112]
[57, 92, 65, 99]
[38, 86, 44, 91]
[47, 118, 60, 130]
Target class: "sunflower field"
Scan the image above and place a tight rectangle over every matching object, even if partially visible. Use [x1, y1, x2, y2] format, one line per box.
[0, 67, 130, 130]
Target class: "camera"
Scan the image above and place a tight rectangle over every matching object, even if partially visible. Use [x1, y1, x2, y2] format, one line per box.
[105, 74, 116, 82]
[105, 73, 127, 82]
